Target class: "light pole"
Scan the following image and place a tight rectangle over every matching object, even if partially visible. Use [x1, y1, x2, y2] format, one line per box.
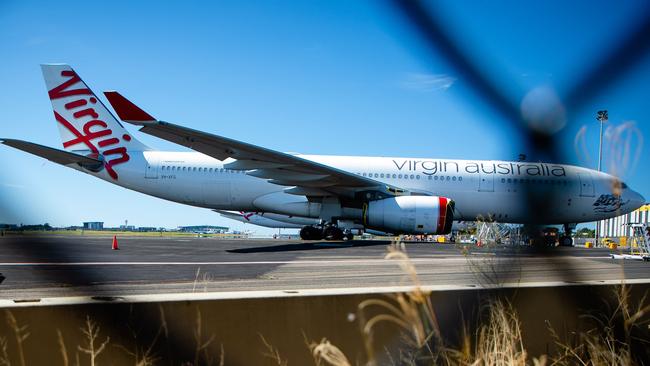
[595, 110, 608, 246]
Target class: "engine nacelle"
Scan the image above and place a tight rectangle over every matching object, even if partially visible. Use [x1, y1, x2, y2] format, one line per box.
[363, 196, 454, 235]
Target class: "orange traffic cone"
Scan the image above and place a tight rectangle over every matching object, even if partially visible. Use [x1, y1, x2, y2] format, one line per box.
[112, 235, 120, 250]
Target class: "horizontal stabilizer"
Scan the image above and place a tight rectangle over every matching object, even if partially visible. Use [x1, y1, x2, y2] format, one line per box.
[1, 138, 102, 168]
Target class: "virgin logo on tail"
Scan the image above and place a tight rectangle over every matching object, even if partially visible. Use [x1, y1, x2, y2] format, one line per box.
[49, 70, 130, 180]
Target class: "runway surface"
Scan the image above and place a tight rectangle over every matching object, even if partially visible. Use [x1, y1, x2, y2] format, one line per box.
[0, 235, 648, 300]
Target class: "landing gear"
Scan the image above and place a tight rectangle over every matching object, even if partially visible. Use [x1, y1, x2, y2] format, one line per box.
[559, 223, 574, 247]
[300, 224, 352, 241]
[300, 225, 323, 240]
[559, 236, 573, 247]
[323, 226, 344, 241]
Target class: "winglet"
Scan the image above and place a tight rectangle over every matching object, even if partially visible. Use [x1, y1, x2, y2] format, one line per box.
[104, 91, 156, 123]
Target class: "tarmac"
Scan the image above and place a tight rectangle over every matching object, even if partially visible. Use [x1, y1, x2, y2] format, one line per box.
[0, 235, 648, 300]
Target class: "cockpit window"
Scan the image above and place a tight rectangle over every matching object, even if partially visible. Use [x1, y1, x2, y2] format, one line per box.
[621, 182, 628, 189]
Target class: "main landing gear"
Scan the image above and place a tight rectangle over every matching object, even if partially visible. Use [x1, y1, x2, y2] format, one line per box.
[300, 224, 354, 241]
[559, 223, 574, 247]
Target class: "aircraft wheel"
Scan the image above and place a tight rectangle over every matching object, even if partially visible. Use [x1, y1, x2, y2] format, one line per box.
[324, 226, 344, 241]
[299, 226, 310, 240]
[300, 226, 323, 240]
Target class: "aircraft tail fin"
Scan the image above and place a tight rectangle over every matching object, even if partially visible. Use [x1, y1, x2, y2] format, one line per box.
[40, 64, 149, 154]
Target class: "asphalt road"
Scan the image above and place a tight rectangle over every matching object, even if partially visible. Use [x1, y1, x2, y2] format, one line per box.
[0, 235, 648, 299]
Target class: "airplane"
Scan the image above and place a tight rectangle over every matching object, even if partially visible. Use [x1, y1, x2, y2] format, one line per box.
[0, 64, 645, 245]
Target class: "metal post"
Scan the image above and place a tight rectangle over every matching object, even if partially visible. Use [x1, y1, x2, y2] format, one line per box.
[595, 110, 608, 247]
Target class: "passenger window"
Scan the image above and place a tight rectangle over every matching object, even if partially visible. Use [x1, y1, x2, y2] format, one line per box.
[428, 176, 432, 180]
[507, 178, 511, 183]
[182, 167, 186, 171]
[416, 175, 420, 180]
[410, 175, 415, 179]
[459, 176, 463, 181]
[380, 173, 384, 178]
[501, 178, 506, 183]
[446, 176, 450, 181]
[375, 173, 379, 178]
[362, 173, 366, 177]
[452, 176, 456, 181]
[434, 176, 438, 180]
[398, 174, 402, 179]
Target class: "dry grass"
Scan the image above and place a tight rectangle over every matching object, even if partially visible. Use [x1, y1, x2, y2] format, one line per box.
[192, 308, 216, 366]
[471, 299, 528, 366]
[309, 338, 351, 366]
[57, 329, 69, 366]
[260, 334, 287, 366]
[547, 284, 650, 366]
[77, 316, 110, 366]
[0, 337, 10, 366]
[316, 242, 649, 366]
[192, 267, 214, 293]
[5, 311, 28, 366]
[114, 305, 167, 366]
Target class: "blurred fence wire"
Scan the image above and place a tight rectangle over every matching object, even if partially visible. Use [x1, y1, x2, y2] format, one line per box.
[1, 1, 650, 364]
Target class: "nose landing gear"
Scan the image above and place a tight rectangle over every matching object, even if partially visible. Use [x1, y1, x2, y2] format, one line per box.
[559, 223, 574, 247]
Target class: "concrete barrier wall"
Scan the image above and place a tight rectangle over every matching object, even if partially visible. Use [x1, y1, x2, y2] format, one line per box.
[0, 283, 648, 365]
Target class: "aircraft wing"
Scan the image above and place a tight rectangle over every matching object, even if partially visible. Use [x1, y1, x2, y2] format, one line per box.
[1, 138, 102, 168]
[104, 91, 410, 203]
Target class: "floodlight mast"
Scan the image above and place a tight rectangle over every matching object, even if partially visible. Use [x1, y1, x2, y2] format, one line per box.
[595, 110, 608, 247]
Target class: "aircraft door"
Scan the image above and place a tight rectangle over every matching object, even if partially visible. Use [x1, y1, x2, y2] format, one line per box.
[578, 172, 595, 197]
[145, 155, 159, 179]
[478, 173, 494, 192]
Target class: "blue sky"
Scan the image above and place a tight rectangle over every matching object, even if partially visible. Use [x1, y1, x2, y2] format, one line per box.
[0, 0, 648, 233]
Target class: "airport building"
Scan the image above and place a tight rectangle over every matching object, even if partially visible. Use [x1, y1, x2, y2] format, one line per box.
[82, 221, 104, 230]
[597, 203, 649, 238]
[178, 225, 229, 234]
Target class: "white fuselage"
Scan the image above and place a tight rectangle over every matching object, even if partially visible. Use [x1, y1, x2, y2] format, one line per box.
[75, 150, 643, 225]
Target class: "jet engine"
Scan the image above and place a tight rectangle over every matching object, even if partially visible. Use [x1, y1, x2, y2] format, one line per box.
[363, 196, 454, 235]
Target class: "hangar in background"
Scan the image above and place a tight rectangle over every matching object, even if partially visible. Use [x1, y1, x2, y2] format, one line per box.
[178, 225, 229, 234]
[598, 204, 649, 238]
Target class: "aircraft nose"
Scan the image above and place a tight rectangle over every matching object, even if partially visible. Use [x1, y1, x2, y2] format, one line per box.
[627, 189, 645, 210]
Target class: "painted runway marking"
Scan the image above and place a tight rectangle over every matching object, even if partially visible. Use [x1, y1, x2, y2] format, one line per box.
[0, 256, 614, 266]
